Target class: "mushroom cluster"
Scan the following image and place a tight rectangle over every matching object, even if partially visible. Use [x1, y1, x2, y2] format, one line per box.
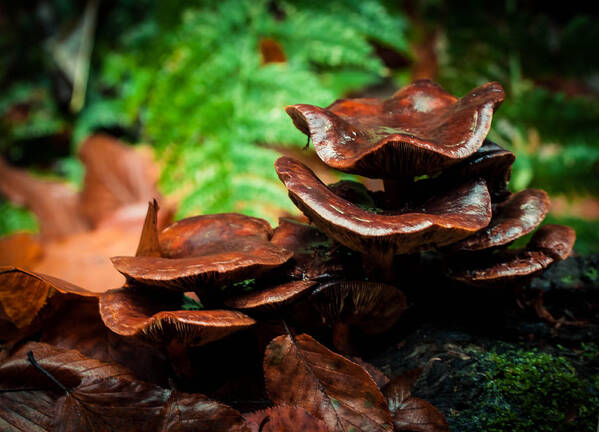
[1, 80, 577, 364]
[278, 79, 575, 288]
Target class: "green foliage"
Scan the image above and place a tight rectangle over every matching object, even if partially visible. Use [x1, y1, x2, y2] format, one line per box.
[181, 294, 204, 311]
[0, 82, 67, 157]
[0, 201, 39, 236]
[79, 0, 407, 221]
[452, 346, 599, 432]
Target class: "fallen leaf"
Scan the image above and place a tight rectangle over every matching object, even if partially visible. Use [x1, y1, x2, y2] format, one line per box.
[0, 342, 250, 432]
[78, 134, 164, 228]
[264, 333, 393, 432]
[0, 157, 89, 240]
[244, 405, 328, 432]
[382, 370, 448, 432]
[0, 267, 94, 330]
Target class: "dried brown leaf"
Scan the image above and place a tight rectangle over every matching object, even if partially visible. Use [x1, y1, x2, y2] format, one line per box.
[383, 371, 448, 432]
[244, 405, 328, 432]
[264, 333, 393, 432]
[0, 157, 88, 240]
[78, 134, 163, 228]
[0, 342, 250, 432]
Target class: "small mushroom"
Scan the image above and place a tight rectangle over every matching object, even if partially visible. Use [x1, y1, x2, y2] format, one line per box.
[415, 140, 515, 202]
[112, 211, 292, 293]
[304, 280, 407, 353]
[224, 280, 317, 312]
[449, 189, 550, 252]
[447, 224, 576, 287]
[99, 287, 255, 346]
[286, 80, 504, 205]
[275, 156, 491, 280]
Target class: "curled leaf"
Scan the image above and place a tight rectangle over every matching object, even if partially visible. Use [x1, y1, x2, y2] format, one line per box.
[0, 267, 94, 330]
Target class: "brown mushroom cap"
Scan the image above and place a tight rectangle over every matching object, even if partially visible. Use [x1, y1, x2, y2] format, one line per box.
[271, 217, 353, 279]
[112, 212, 292, 292]
[417, 140, 515, 202]
[99, 287, 255, 346]
[528, 224, 576, 261]
[309, 280, 407, 334]
[286, 80, 504, 178]
[447, 224, 576, 287]
[450, 189, 550, 252]
[275, 157, 492, 255]
[159, 213, 273, 258]
[224, 280, 316, 311]
[112, 243, 292, 292]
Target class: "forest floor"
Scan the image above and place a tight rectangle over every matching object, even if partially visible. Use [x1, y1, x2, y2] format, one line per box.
[366, 254, 599, 431]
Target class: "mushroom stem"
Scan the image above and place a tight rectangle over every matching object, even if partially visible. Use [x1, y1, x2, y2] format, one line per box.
[383, 177, 412, 208]
[362, 249, 395, 283]
[332, 322, 353, 354]
[167, 339, 193, 381]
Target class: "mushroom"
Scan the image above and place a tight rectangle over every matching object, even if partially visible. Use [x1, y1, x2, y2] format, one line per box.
[111, 208, 292, 294]
[286, 80, 504, 205]
[299, 280, 407, 353]
[275, 156, 492, 281]
[449, 189, 550, 252]
[413, 140, 516, 203]
[224, 280, 317, 312]
[99, 287, 255, 347]
[446, 224, 576, 287]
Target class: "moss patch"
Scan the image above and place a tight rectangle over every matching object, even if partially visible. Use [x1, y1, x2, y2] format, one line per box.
[451, 344, 599, 432]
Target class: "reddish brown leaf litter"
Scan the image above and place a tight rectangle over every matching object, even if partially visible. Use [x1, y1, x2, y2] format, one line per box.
[0, 342, 250, 432]
[0, 134, 172, 292]
[78, 134, 167, 229]
[244, 405, 328, 432]
[0, 267, 95, 330]
[383, 369, 449, 432]
[0, 156, 88, 240]
[264, 333, 394, 432]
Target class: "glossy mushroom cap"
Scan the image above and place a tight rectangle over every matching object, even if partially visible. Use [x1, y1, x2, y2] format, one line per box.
[286, 80, 504, 178]
[275, 157, 492, 256]
[447, 224, 576, 287]
[415, 140, 515, 202]
[450, 189, 550, 252]
[224, 280, 317, 312]
[99, 287, 255, 346]
[112, 212, 292, 292]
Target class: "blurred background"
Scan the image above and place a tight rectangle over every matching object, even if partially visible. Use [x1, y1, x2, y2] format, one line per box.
[1, 0, 598, 255]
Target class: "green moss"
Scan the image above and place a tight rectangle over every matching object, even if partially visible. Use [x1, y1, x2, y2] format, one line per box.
[451, 346, 599, 432]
